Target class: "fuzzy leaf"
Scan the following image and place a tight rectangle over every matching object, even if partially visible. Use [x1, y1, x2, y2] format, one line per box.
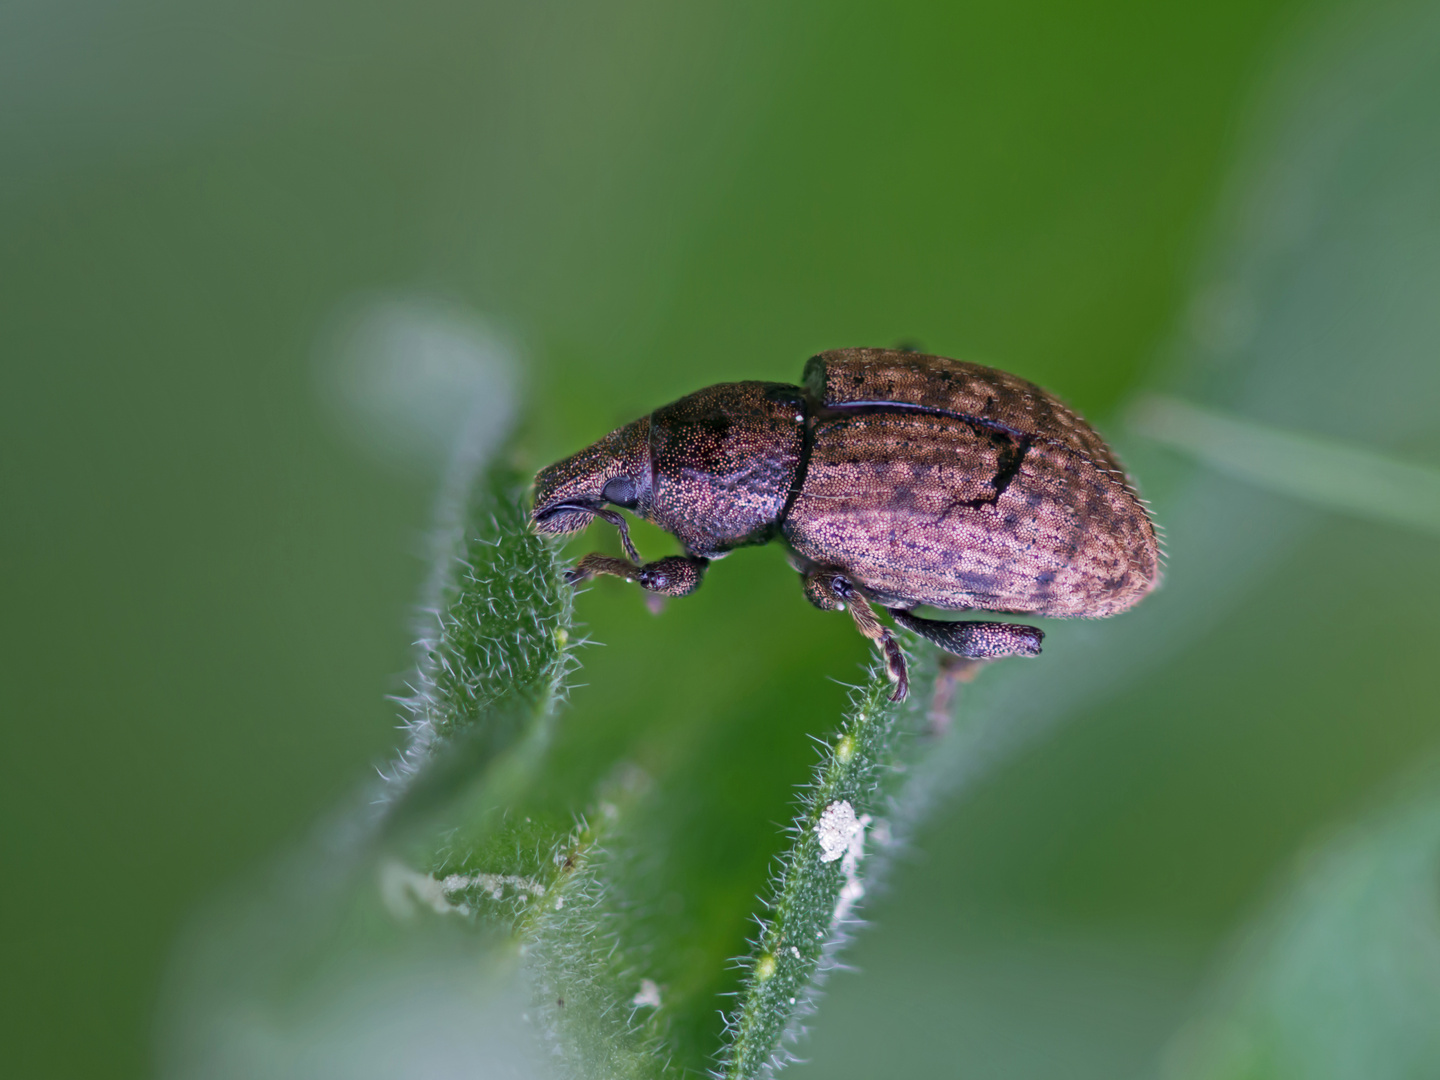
[718, 650, 939, 1078]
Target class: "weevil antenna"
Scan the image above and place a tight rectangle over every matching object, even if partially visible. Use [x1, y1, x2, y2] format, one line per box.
[591, 507, 641, 563]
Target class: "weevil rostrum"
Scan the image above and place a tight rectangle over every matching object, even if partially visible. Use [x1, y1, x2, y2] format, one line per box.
[531, 348, 1160, 702]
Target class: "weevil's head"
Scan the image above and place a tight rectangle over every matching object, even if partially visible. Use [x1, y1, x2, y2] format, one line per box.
[531, 416, 654, 539]
[533, 381, 807, 558]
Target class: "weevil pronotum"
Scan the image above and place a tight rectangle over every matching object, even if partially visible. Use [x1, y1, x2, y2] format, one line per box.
[532, 348, 1160, 701]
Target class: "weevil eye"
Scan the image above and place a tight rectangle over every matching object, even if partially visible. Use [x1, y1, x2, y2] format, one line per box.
[602, 475, 639, 509]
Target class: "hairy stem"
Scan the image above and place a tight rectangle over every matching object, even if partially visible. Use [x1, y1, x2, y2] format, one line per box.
[380, 461, 578, 829]
[718, 648, 936, 1079]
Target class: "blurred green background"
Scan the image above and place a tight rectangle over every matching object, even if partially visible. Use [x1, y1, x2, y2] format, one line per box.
[4, 0, 1439, 1077]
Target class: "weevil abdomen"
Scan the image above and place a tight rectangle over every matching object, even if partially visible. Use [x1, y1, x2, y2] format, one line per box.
[783, 350, 1159, 617]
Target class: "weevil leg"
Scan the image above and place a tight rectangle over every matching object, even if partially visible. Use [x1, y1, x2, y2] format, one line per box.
[589, 507, 641, 562]
[859, 604, 910, 704]
[634, 555, 708, 597]
[885, 609, 1044, 660]
[565, 553, 636, 586]
[566, 553, 709, 599]
[802, 569, 909, 703]
[926, 654, 985, 737]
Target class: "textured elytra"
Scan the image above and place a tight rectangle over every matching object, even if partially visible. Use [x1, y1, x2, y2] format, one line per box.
[786, 350, 1159, 617]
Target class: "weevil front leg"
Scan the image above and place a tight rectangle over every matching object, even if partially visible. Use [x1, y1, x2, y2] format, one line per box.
[802, 569, 909, 703]
[566, 553, 709, 598]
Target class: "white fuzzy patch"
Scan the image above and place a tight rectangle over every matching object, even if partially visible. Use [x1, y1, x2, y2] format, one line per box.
[379, 860, 545, 920]
[632, 979, 662, 1009]
[814, 800, 876, 927]
[442, 871, 545, 903]
[379, 860, 463, 919]
[814, 800, 866, 863]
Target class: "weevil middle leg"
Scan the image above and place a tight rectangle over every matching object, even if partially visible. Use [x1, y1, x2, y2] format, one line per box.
[801, 569, 909, 702]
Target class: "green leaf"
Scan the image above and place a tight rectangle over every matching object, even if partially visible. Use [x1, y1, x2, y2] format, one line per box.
[1128, 395, 1440, 539]
[1159, 761, 1440, 1080]
[378, 459, 578, 836]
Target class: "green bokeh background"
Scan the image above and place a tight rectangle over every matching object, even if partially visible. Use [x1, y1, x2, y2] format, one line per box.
[4, 1, 1438, 1077]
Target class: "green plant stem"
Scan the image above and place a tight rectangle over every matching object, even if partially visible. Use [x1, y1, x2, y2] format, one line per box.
[718, 650, 934, 1079]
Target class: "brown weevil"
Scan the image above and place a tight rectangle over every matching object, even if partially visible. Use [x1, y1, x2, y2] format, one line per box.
[532, 348, 1160, 702]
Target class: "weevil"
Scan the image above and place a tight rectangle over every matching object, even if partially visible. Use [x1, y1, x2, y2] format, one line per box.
[532, 348, 1160, 702]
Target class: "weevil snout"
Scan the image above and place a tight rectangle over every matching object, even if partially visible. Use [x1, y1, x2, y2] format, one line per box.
[530, 417, 652, 537]
[531, 499, 602, 536]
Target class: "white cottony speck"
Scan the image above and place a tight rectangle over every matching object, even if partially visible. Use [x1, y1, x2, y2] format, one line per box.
[812, 801, 878, 930]
[379, 860, 493, 919]
[379, 860, 456, 919]
[632, 979, 662, 1009]
[439, 870, 544, 903]
[815, 800, 865, 863]
[831, 809, 876, 928]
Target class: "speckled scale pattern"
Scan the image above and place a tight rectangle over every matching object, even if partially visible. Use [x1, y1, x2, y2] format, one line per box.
[802, 348, 1133, 480]
[649, 381, 806, 556]
[785, 349, 1159, 617]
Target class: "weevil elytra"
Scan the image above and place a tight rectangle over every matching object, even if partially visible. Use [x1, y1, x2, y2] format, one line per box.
[532, 348, 1160, 701]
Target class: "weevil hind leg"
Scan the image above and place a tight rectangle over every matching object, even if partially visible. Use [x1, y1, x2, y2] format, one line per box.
[926, 654, 984, 737]
[885, 608, 1044, 660]
[567, 552, 709, 599]
[801, 569, 909, 702]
